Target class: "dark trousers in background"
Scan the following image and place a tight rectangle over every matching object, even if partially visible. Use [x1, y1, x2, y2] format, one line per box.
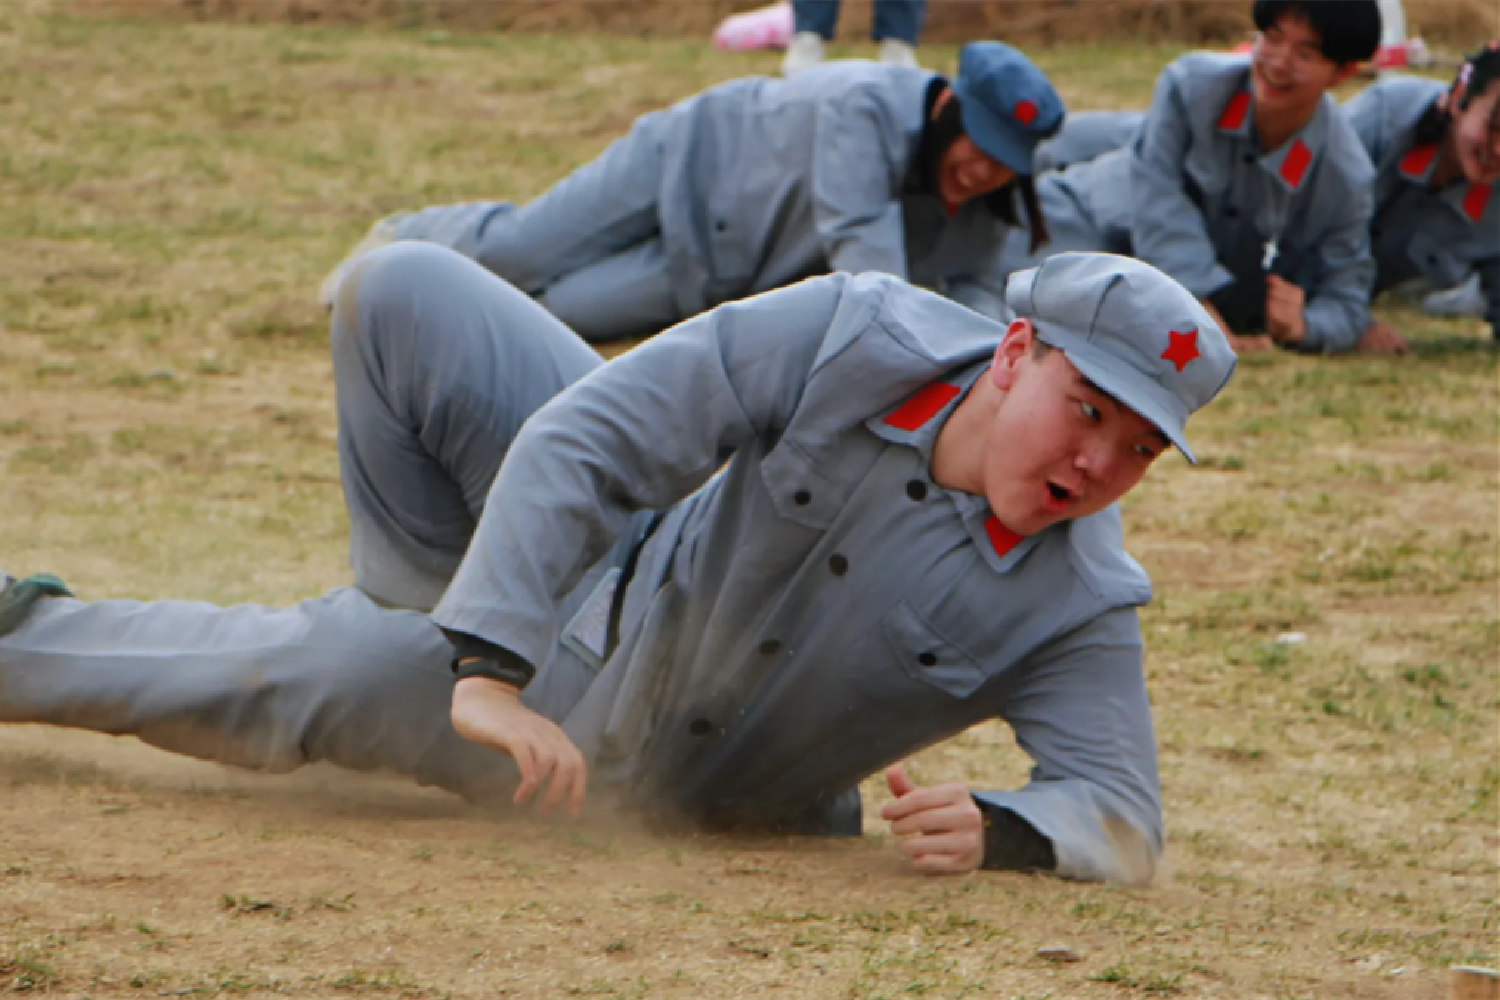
[792, 0, 927, 44]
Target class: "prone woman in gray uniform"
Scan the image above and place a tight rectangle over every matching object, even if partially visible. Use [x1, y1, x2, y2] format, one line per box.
[318, 42, 1063, 341]
[1, 244, 1235, 884]
[990, 0, 1382, 356]
[1345, 42, 1500, 355]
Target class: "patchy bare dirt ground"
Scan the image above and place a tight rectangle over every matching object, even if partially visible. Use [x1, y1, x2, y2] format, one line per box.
[0, 6, 1495, 998]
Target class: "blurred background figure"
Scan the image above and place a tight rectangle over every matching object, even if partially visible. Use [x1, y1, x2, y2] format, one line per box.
[783, 0, 927, 75]
[713, 2, 795, 53]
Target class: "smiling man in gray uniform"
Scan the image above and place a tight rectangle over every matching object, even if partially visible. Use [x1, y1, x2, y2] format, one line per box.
[319, 41, 1062, 341]
[2, 244, 1233, 884]
[992, 0, 1382, 355]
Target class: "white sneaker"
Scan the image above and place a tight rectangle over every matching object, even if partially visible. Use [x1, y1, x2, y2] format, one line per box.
[318, 212, 411, 310]
[1421, 274, 1485, 319]
[877, 38, 919, 69]
[781, 31, 825, 76]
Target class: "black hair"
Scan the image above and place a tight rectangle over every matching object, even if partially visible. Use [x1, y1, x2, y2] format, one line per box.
[1251, 0, 1381, 65]
[1457, 40, 1500, 112]
[987, 175, 1050, 255]
[917, 88, 1058, 254]
[1413, 40, 1500, 147]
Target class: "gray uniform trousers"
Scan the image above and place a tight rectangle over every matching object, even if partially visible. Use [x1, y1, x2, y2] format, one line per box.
[0, 243, 636, 805]
[394, 113, 681, 343]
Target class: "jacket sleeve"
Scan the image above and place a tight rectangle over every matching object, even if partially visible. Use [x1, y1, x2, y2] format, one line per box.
[1298, 167, 1376, 353]
[812, 92, 910, 278]
[430, 276, 849, 669]
[944, 274, 1013, 324]
[973, 607, 1163, 885]
[1128, 64, 1236, 300]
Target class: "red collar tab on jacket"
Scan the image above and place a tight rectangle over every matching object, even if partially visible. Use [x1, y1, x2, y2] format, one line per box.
[1217, 91, 1251, 132]
[983, 516, 1023, 559]
[1279, 139, 1312, 188]
[1463, 183, 1493, 223]
[883, 382, 961, 432]
[1399, 143, 1439, 181]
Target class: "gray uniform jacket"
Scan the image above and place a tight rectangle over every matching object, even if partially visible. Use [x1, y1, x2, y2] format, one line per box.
[659, 64, 1014, 317]
[1345, 75, 1500, 336]
[432, 272, 1162, 884]
[1034, 53, 1376, 352]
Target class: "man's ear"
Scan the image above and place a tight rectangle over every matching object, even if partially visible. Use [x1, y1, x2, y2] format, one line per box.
[990, 318, 1033, 391]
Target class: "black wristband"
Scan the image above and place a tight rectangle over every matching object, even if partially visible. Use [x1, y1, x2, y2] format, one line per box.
[976, 800, 1057, 874]
[442, 629, 536, 690]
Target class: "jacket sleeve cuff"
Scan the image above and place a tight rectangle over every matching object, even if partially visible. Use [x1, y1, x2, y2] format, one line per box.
[974, 798, 1057, 873]
[443, 629, 536, 689]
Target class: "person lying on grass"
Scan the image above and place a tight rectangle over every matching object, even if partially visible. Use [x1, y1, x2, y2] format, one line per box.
[318, 42, 1062, 342]
[1, 247, 1233, 884]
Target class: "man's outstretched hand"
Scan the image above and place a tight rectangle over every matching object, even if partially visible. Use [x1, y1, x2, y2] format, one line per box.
[880, 764, 985, 875]
[451, 676, 587, 817]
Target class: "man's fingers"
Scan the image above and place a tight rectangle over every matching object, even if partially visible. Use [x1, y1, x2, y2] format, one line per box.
[889, 802, 981, 837]
[900, 832, 978, 859]
[538, 743, 570, 816]
[908, 851, 969, 875]
[881, 782, 968, 821]
[885, 764, 916, 799]
[511, 741, 539, 806]
[541, 738, 588, 818]
[566, 746, 589, 817]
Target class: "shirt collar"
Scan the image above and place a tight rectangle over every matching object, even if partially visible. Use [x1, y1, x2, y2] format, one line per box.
[1216, 75, 1326, 194]
[1453, 181, 1494, 227]
[866, 360, 1048, 574]
[1400, 142, 1495, 226]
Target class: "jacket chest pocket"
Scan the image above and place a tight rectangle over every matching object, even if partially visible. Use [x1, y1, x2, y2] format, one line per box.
[882, 599, 989, 699]
[1406, 230, 1468, 288]
[760, 434, 874, 531]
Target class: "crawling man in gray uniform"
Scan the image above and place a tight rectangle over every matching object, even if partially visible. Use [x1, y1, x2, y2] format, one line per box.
[0, 244, 1234, 884]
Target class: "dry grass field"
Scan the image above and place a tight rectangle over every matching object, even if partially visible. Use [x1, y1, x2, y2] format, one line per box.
[0, 4, 1496, 998]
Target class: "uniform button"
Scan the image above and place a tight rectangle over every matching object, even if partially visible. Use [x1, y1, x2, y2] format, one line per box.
[918, 651, 939, 667]
[1223, 206, 1239, 219]
[759, 639, 782, 656]
[828, 553, 848, 576]
[689, 718, 714, 736]
[1242, 152, 1256, 164]
[714, 219, 727, 232]
[793, 489, 812, 506]
[906, 479, 928, 501]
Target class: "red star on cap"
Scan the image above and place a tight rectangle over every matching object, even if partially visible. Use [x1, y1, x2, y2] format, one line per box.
[1014, 99, 1038, 126]
[1161, 329, 1200, 373]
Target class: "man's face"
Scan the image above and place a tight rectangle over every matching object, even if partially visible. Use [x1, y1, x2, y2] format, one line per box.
[981, 326, 1170, 537]
[1250, 13, 1348, 120]
[936, 135, 1018, 208]
[1452, 78, 1500, 185]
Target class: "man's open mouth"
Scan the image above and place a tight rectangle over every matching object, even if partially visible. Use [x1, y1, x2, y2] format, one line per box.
[1047, 481, 1074, 503]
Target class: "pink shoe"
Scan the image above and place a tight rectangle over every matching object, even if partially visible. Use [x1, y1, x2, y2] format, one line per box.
[713, 2, 794, 52]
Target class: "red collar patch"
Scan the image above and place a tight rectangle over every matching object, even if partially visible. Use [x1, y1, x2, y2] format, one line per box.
[1217, 91, 1251, 131]
[883, 382, 960, 432]
[1279, 139, 1312, 188]
[1161, 329, 1200, 373]
[1399, 143, 1438, 180]
[984, 516, 1023, 559]
[1463, 183, 1493, 223]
